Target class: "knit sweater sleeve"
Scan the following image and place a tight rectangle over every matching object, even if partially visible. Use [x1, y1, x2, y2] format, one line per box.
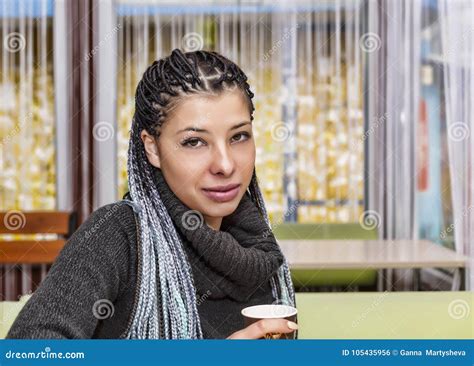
[6, 202, 134, 339]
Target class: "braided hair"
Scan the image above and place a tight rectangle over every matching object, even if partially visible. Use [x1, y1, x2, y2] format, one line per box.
[125, 48, 296, 339]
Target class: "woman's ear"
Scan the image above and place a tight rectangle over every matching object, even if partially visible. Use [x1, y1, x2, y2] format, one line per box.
[140, 130, 161, 168]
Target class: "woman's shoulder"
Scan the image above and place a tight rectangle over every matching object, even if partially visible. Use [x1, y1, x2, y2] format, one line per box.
[84, 190, 138, 226]
[86, 197, 139, 236]
[63, 196, 140, 264]
[5, 197, 140, 339]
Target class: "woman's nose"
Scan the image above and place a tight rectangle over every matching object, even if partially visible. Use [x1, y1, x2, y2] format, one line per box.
[210, 144, 235, 176]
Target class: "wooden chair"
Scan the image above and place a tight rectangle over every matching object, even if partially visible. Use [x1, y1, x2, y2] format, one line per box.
[0, 210, 77, 301]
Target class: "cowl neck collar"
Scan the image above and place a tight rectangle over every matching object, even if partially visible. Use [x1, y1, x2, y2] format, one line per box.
[153, 168, 284, 302]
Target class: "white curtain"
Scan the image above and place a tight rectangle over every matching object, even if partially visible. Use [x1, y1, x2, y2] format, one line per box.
[366, 0, 422, 290]
[439, 0, 474, 291]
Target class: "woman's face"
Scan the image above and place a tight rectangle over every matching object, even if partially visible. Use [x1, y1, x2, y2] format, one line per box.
[141, 90, 256, 231]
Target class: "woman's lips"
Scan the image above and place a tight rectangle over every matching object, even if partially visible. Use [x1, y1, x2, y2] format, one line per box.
[202, 185, 240, 203]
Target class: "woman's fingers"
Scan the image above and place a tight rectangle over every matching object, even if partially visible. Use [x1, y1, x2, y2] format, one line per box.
[227, 319, 298, 339]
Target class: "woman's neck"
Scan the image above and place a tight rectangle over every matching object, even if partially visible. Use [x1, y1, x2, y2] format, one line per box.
[204, 216, 222, 231]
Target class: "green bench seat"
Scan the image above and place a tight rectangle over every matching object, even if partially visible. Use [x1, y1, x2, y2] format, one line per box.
[272, 223, 378, 289]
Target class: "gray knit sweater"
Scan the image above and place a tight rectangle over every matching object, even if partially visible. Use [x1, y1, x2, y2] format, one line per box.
[6, 171, 286, 339]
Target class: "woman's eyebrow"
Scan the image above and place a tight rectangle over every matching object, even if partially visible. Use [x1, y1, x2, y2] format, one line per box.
[176, 121, 251, 135]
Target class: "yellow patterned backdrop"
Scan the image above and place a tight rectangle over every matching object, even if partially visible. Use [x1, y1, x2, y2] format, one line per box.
[115, 7, 364, 224]
[0, 28, 56, 211]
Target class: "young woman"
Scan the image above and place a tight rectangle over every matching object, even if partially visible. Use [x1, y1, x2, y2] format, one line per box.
[6, 49, 297, 339]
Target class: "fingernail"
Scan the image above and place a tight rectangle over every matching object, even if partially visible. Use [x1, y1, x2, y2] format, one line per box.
[287, 321, 298, 330]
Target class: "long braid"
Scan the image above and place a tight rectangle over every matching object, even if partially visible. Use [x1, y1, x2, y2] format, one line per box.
[248, 169, 296, 309]
[125, 48, 295, 339]
[126, 121, 202, 339]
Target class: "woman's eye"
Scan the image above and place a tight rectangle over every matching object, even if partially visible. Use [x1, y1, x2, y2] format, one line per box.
[231, 132, 250, 143]
[181, 138, 204, 148]
[180, 132, 250, 149]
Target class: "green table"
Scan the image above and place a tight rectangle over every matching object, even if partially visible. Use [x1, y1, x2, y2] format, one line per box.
[295, 291, 473, 339]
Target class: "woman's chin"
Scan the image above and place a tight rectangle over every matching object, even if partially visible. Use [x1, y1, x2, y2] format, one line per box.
[198, 200, 238, 218]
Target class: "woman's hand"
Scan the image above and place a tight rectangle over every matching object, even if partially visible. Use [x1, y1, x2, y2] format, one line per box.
[226, 319, 298, 339]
